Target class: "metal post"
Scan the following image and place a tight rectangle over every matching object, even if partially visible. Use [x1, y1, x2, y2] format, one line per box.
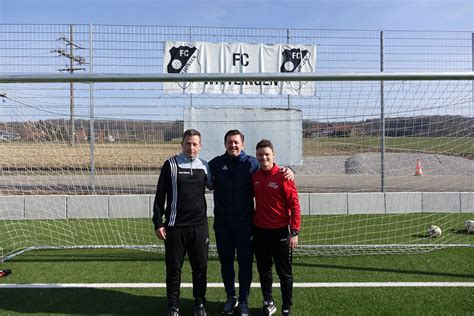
[89, 23, 95, 193]
[380, 31, 385, 193]
[69, 24, 75, 146]
[189, 26, 193, 107]
[287, 28, 291, 109]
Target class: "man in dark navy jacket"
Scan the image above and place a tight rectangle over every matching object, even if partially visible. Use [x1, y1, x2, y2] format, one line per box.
[209, 130, 257, 316]
[209, 130, 293, 316]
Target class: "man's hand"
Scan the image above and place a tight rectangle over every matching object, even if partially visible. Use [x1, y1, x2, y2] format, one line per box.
[156, 227, 166, 240]
[288, 235, 298, 250]
[280, 167, 294, 181]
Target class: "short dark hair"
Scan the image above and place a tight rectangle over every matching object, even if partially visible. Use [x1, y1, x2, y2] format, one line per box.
[256, 139, 274, 151]
[182, 129, 201, 144]
[224, 129, 244, 143]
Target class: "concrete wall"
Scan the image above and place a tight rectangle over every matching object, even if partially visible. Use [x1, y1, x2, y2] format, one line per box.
[1, 192, 473, 220]
[185, 107, 303, 165]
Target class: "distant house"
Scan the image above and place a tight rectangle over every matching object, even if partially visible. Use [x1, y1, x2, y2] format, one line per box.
[331, 125, 355, 137]
[0, 130, 21, 141]
[304, 124, 362, 138]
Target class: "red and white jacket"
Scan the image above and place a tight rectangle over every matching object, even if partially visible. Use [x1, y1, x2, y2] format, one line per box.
[252, 163, 301, 232]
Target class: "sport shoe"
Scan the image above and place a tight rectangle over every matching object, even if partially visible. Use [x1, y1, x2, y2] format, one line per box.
[0, 269, 12, 278]
[222, 296, 238, 314]
[167, 306, 179, 316]
[282, 309, 291, 316]
[194, 303, 207, 316]
[239, 302, 249, 316]
[261, 300, 276, 315]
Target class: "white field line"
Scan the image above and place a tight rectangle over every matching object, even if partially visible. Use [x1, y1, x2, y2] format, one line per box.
[1, 282, 474, 289]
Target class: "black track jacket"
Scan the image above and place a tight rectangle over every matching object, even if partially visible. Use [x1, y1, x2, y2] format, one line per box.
[152, 153, 212, 230]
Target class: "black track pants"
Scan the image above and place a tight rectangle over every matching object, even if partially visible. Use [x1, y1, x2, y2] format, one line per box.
[164, 225, 209, 309]
[253, 226, 293, 310]
[214, 223, 253, 303]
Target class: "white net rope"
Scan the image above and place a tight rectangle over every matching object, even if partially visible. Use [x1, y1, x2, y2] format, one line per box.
[0, 77, 473, 261]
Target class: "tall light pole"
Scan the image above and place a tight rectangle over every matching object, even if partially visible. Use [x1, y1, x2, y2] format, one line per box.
[51, 25, 87, 146]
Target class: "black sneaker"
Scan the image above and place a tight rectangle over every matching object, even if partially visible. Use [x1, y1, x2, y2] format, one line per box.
[239, 302, 249, 316]
[167, 306, 179, 316]
[222, 296, 238, 314]
[282, 308, 291, 316]
[261, 300, 276, 315]
[194, 303, 207, 316]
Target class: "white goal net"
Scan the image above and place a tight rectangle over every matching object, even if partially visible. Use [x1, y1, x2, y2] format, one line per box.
[0, 72, 473, 261]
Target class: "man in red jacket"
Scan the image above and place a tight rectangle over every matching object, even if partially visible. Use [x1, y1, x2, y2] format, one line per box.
[252, 139, 301, 316]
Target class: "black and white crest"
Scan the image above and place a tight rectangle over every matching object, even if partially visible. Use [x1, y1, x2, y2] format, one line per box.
[280, 48, 313, 93]
[280, 48, 310, 73]
[167, 46, 198, 74]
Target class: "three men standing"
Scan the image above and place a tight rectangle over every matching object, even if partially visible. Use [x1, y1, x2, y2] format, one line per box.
[153, 129, 299, 316]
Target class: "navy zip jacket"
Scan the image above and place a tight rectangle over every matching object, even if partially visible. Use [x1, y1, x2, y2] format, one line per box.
[209, 151, 259, 226]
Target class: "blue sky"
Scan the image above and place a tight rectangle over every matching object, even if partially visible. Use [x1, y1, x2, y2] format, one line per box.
[0, 0, 472, 31]
[0, 0, 472, 123]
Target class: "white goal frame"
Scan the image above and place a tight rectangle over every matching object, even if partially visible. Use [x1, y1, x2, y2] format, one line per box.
[1, 71, 473, 262]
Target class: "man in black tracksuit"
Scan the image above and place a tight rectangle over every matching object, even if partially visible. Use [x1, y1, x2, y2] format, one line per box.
[152, 129, 212, 316]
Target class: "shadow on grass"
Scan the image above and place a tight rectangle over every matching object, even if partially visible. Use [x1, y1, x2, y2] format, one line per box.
[452, 229, 473, 235]
[292, 262, 474, 279]
[411, 233, 431, 238]
[0, 288, 244, 315]
[411, 229, 474, 238]
[8, 249, 165, 263]
[9, 252, 224, 266]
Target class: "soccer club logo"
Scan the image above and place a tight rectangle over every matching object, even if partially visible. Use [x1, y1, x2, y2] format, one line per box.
[280, 48, 312, 93]
[167, 45, 201, 89]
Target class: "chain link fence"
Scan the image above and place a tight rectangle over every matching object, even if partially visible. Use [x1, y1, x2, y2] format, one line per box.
[0, 25, 472, 193]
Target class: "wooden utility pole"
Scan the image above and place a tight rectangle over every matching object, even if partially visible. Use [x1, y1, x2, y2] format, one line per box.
[51, 25, 87, 146]
[69, 26, 75, 146]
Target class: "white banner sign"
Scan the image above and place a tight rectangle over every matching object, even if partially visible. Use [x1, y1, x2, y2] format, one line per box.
[163, 41, 316, 95]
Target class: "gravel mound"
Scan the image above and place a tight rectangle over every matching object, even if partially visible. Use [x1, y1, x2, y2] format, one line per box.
[291, 156, 350, 175]
[291, 153, 473, 176]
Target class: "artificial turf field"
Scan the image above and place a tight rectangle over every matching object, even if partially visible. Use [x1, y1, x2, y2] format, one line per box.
[1, 247, 473, 315]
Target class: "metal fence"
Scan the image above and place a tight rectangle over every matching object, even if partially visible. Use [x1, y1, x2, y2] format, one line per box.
[0, 25, 472, 194]
[1, 25, 472, 73]
[0, 25, 472, 122]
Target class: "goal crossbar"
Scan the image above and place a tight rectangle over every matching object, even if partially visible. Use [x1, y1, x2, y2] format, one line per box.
[1, 71, 473, 84]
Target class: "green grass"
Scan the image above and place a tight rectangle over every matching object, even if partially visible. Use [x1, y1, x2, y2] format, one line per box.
[1, 214, 473, 260]
[1, 215, 473, 314]
[303, 136, 474, 156]
[0, 247, 473, 315]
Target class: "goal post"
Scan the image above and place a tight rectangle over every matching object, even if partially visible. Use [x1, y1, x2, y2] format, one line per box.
[0, 72, 473, 261]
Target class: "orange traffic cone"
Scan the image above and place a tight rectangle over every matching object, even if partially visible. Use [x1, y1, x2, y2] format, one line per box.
[415, 158, 423, 176]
